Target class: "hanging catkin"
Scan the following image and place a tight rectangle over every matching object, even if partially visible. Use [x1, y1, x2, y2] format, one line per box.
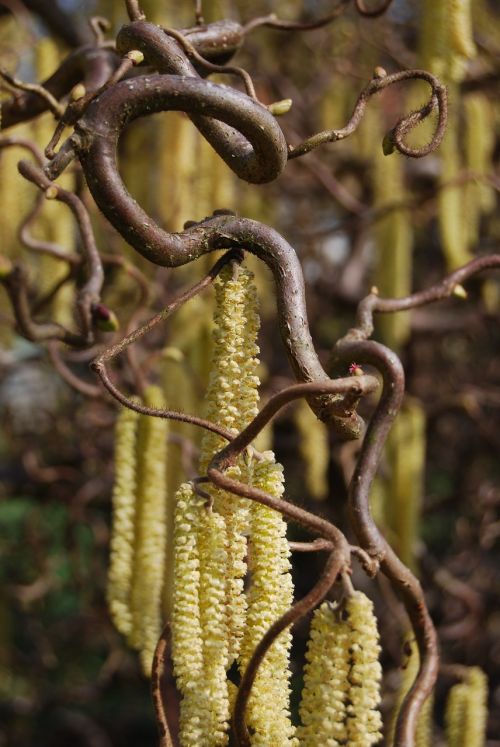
[198, 264, 260, 668]
[107, 404, 140, 638]
[172, 482, 209, 746]
[419, 0, 477, 270]
[372, 104, 413, 351]
[239, 452, 296, 747]
[445, 667, 488, 747]
[129, 386, 169, 675]
[171, 263, 296, 745]
[298, 592, 382, 747]
[383, 398, 426, 571]
[463, 94, 496, 249]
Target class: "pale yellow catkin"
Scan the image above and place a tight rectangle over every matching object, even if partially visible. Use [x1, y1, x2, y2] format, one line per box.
[297, 601, 351, 746]
[372, 105, 413, 351]
[198, 504, 231, 746]
[445, 667, 488, 747]
[174, 264, 261, 745]
[384, 399, 426, 571]
[438, 97, 472, 270]
[463, 94, 496, 249]
[420, 0, 475, 83]
[419, 1, 477, 270]
[239, 453, 296, 746]
[198, 265, 260, 669]
[172, 483, 211, 746]
[160, 346, 198, 617]
[298, 592, 382, 747]
[107, 405, 140, 638]
[129, 386, 169, 675]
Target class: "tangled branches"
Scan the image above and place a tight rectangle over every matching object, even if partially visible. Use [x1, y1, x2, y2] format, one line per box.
[0, 1, 497, 745]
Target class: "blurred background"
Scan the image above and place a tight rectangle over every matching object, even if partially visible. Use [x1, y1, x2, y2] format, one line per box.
[0, 0, 499, 744]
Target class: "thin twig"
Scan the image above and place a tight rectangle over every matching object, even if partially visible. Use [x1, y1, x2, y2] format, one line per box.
[288, 68, 447, 159]
[0, 67, 64, 117]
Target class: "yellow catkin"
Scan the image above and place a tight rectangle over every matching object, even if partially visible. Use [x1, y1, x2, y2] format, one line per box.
[389, 635, 433, 747]
[372, 105, 413, 351]
[449, 0, 476, 61]
[294, 399, 329, 500]
[438, 96, 472, 269]
[345, 592, 383, 745]
[129, 386, 169, 675]
[445, 667, 488, 747]
[384, 399, 426, 571]
[420, 0, 475, 83]
[199, 265, 260, 667]
[161, 346, 198, 617]
[172, 483, 211, 746]
[198, 504, 231, 746]
[298, 601, 351, 745]
[107, 405, 140, 638]
[240, 453, 296, 746]
[172, 264, 261, 745]
[298, 592, 382, 746]
[419, 1, 477, 270]
[463, 94, 496, 249]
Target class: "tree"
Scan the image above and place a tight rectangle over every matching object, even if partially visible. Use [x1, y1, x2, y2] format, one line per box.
[0, 1, 498, 745]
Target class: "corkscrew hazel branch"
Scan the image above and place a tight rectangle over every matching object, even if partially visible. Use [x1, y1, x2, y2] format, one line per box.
[160, 26, 257, 100]
[354, 253, 500, 336]
[333, 335, 437, 747]
[288, 68, 448, 159]
[125, 0, 145, 22]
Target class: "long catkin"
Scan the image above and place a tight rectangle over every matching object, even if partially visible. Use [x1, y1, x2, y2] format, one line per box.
[107, 405, 140, 638]
[129, 386, 169, 675]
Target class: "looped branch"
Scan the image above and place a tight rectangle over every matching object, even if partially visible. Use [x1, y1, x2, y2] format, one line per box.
[333, 335, 438, 747]
[289, 68, 448, 159]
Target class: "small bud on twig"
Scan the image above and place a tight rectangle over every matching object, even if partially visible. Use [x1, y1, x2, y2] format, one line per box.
[452, 284, 468, 299]
[92, 304, 120, 332]
[44, 185, 59, 200]
[70, 83, 86, 101]
[126, 50, 145, 65]
[268, 98, 293, 116]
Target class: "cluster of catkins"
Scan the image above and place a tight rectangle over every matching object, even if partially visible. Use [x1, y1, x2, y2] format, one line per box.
[106, 264, 491, 745]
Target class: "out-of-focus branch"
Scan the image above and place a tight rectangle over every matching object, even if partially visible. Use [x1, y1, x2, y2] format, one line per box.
[18, 159, 104, 343]
[0, 0, 92, 47]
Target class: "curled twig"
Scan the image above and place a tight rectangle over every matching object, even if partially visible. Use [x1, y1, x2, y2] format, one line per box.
[288, 68, 447, 159]
[355, 254, 500, 337]
[18, 159, 104, 344]
[333, 335, 437, 747]
[0, 67, 64, 117]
